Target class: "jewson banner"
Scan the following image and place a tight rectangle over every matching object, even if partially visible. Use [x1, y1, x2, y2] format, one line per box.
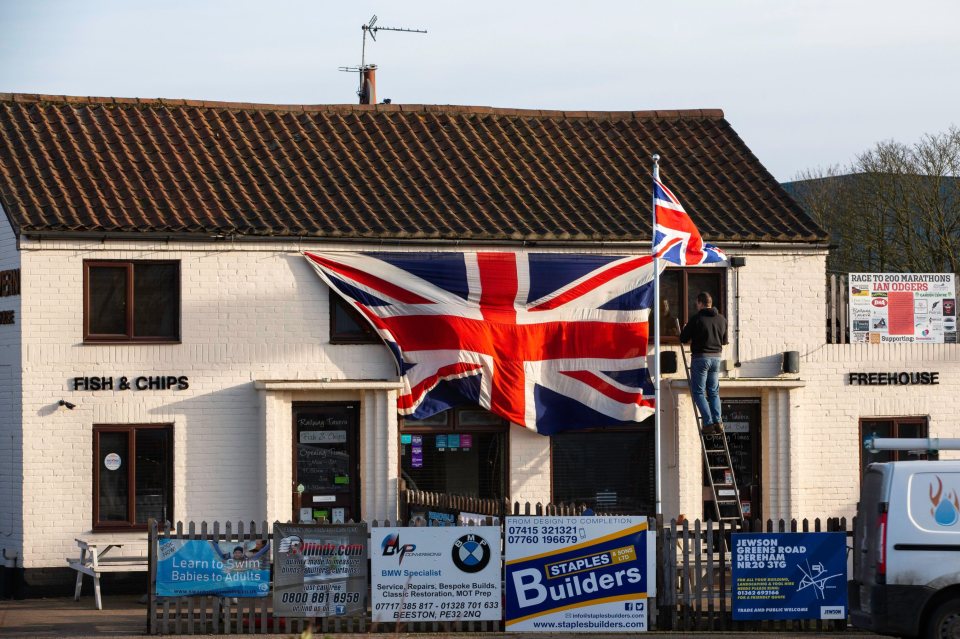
[371, 526, 501, 622]
[505, 516, 654, 632]
[155, 539, 271, 597]
[732, 532, 847, 620]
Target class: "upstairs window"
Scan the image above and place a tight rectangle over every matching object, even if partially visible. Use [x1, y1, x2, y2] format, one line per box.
[84, 261, 180, 342]
[656, 267, 726, 340]
[330, 296, 379, 344]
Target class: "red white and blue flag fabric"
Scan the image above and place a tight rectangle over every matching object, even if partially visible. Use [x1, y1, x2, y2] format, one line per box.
[653, 180, 727, 265]
[304, 251, 663, 435]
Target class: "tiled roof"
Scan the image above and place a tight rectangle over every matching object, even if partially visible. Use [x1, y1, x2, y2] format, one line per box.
[0, 93, 826, 243]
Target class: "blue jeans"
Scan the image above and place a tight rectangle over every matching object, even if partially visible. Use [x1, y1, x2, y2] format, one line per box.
[690, 356, 722, 425]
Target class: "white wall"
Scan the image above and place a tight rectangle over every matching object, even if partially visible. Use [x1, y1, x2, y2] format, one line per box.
[18, 239, 400, 567]
[0, 210, 22, 566]
[17, 235, 960, 565]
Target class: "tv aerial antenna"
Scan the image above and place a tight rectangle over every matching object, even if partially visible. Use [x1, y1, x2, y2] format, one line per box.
[338, 15, 427, 102]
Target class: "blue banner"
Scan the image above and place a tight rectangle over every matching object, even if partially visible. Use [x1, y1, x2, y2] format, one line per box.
[505, 517, 651, 632]
[732, 532, 847, 620]
[156, 539, 271, 598]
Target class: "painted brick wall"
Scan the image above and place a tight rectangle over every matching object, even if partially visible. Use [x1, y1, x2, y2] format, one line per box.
[18, 240, 401, 566]
[0, 211, 22, 564]
[15, 236, 960, 565]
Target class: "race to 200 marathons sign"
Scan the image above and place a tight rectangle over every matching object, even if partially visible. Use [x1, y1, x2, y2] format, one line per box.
[505, 516, 654, 632]
[272, 523, 367, 617]
[732, 532, 847, 620]
[155, 539, 271, 597]
[370, 526, 501, 622]
[849, 273, 956, 343]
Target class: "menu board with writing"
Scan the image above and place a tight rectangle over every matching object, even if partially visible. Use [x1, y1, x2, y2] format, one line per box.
[297, 406, 354, 494]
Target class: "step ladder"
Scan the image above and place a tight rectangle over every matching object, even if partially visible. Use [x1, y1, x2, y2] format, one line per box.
[674, 324, 744, 524]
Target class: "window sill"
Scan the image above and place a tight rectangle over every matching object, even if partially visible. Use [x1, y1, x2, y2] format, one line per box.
[83, 340, 182, 345]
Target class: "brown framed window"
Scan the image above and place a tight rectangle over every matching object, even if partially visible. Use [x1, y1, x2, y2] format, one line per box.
[860, 417, 936, 474]
[655, 267, 726, 340]
[93, 424, 173, 530]
[551, 423, 655, 515]
[330, 296, 379, 344]
[400, 408, 507, 500]
[84, 261, 180, 342]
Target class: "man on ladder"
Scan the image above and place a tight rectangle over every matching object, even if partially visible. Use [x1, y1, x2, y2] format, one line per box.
[679, 291, 728, 435]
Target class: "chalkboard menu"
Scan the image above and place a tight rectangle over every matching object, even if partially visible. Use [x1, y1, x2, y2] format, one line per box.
[296, 445, 350, 493]
[296, 406, 354, 494]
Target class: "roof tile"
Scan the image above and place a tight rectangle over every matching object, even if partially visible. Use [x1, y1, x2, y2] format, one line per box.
[0, 94, 825, 242]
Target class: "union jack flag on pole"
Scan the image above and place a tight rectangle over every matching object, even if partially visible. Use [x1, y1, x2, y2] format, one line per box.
[305, 251, 663, 435]
[653, 180, 727, 265]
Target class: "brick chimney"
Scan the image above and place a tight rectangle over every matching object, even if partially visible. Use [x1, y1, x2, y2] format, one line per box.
[359, 65, 377, 105]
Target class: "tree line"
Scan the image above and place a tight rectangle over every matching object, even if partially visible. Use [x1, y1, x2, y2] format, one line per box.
[786, 126, 960, 275]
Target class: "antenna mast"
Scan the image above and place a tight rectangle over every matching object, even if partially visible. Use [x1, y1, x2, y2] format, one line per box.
[339, 15, 427, 104]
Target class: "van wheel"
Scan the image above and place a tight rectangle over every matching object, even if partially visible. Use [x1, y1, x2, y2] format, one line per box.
[927, 598, 960, 639]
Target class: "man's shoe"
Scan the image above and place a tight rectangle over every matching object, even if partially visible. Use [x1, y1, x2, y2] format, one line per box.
[702, 423, 718, 435]
[713, 421, 725, 434]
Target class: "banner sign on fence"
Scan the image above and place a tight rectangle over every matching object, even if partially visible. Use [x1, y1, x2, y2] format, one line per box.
[504, 516, 654, 632]
[272, 523, 367, 617]
[155, 539, 271, 597]
[370, 526, 502, 622]
[849, 273, 956, 344]
[732, 532, 847, 621]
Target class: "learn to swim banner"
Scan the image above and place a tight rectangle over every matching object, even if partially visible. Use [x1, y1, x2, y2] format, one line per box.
[155, 539, 271, 597]
[504, 516, 654, 632]
[732, 532, 847, 620]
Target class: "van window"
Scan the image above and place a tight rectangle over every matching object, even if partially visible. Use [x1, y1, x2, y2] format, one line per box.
[854, 467, 885, 585]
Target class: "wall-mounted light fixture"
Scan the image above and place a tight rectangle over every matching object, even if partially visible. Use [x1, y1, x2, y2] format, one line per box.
[58, 400, 76, 410]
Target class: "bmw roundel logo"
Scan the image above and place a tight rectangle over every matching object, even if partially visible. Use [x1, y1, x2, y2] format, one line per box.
[452, 534, 490, 573]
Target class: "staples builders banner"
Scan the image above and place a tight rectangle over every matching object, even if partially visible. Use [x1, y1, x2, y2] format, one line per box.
[504, 516, 654, 632]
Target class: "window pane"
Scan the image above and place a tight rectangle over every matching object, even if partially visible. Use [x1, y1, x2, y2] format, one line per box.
[133, 263, 178, 338]
[89, 266, 128, 335]
[862, 420, 893, 469]
[98, 432, 129, 522]
[552, 429, 654, 514]
[688, 272, 723, 314]
[658, 271, 682, 337]
[331, 298, 377, 342]
[135, 429, 171, 524]
[400, 432, 506, 499]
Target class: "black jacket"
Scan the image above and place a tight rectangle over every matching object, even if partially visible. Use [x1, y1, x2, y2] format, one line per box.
[680, 307, 728, 355]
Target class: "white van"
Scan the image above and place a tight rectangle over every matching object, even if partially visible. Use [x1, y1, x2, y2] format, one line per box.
[851, 452, 960, 638]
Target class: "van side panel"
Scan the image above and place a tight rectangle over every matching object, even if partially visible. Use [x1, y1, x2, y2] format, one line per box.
[852, 462, 960, 637]
[888, 470, 960, 586]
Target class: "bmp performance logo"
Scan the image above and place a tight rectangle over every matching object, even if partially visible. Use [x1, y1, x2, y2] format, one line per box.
[452, 534, 491, 573]
[381, 534, 416, 564]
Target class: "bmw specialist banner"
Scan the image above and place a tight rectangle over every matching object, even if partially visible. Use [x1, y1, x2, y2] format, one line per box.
[505, 516, 654, 632]
[371, 526, 501, 622]
[155, 539, 271, 597]
[272, 523, 367, 617]
[732, 532, 847, 620]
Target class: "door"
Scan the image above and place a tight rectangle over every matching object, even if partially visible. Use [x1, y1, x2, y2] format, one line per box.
[293, 403, 360, 523]
[703, 398, 762, 520]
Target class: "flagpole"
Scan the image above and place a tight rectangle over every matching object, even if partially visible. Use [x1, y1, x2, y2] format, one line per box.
[652, 154, 662, 517]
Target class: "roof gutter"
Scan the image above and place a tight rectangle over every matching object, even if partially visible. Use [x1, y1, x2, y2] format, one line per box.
[19, 230, 830, 251]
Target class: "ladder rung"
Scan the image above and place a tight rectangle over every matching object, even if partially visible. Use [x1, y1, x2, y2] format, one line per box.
[709, 465, 732, 470]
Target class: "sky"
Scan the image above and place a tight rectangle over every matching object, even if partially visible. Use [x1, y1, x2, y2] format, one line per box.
[1, 0, 958, 182]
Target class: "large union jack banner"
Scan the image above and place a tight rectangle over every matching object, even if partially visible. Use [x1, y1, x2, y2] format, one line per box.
[653, 179, 727, 265]
[304, 251, 663, 435]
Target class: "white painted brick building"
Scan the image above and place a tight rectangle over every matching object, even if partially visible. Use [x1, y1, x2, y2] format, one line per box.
[0, 95, 956, 578]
